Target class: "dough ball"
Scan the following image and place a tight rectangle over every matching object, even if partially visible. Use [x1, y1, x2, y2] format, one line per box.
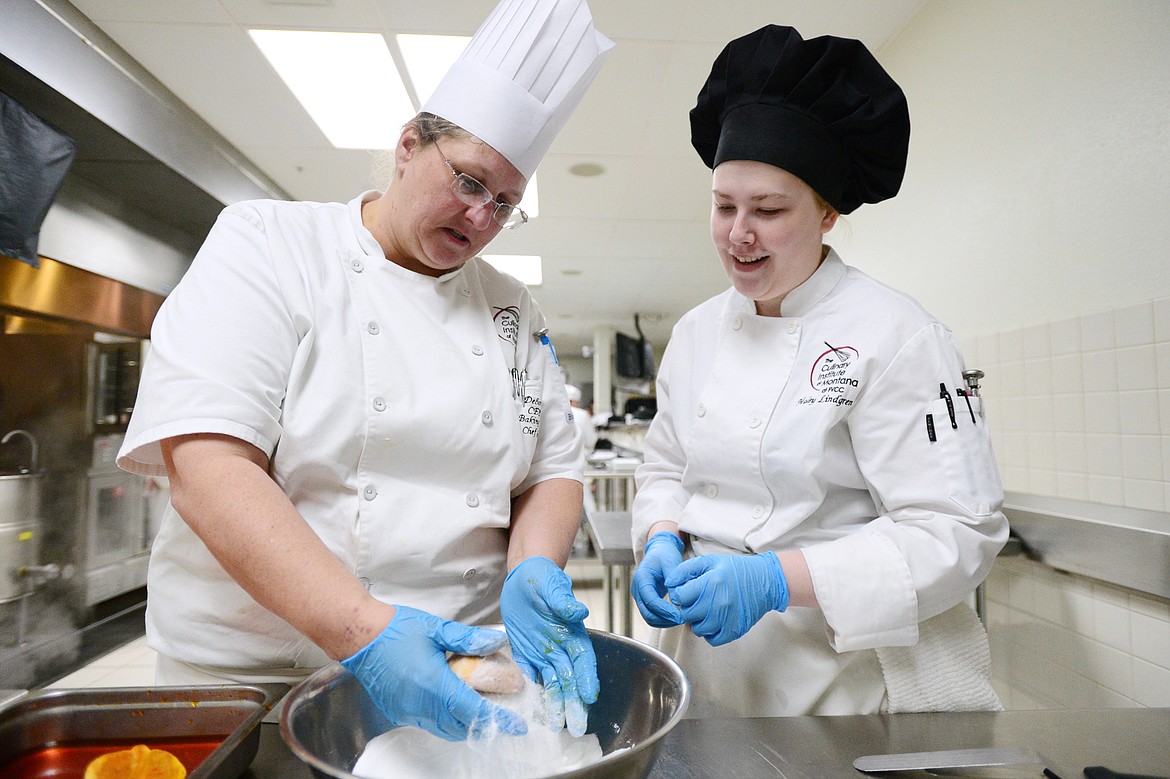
[448, 647, 525, 694]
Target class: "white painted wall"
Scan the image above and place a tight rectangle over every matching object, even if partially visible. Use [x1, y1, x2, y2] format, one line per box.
[833, 0, 1170, 342]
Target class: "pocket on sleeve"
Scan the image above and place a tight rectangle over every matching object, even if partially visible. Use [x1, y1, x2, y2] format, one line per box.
[927, 395, 1003, 517]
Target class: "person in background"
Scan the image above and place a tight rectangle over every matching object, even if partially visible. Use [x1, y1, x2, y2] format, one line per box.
[630, 25, 1007, 718]
[566, 384, 598, 517]
[116, 0, 613, 741]
[565, 384, 598, 468]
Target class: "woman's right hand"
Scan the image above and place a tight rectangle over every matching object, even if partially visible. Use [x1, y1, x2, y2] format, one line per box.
[631, 531, 686, 627]
[340, 606, 528, 741]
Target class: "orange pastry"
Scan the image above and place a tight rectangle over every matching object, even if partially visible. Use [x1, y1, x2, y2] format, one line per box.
[84, 744, 187, 779]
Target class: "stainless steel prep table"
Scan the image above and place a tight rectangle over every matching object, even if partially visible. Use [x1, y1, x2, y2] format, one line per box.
[245, 707, 1170, 777]
[582, 510, 634, 637]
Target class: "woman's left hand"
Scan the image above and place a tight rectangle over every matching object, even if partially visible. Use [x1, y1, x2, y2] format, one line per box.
[501, 556, 599, 736]
[667, 552, 790, 646]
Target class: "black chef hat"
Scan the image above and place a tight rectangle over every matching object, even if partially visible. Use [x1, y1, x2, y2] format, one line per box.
[690, 25, 910, 214]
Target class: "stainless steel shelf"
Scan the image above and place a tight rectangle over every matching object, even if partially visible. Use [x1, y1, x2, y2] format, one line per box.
[1004, 491, 1170, 599]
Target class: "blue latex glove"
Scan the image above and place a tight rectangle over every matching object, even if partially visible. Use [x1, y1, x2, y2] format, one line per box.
[340, 606, 527, 741]
[666, 552, 789, 647]
[501, 556, 599, 737]
[631, 532, 685, 628]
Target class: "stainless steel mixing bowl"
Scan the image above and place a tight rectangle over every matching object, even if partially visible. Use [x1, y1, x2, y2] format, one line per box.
[280, 628, 690, 779]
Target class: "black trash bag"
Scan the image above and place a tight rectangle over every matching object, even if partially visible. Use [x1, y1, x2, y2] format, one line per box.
[0, 90, 76, 268]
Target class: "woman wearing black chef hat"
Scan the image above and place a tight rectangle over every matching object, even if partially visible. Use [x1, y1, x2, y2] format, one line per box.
[630, 25, 1008, 717]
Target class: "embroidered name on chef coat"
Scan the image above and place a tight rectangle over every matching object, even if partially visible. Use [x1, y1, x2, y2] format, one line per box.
[493, 303, 543, 437]
[798, 343, 861, 407]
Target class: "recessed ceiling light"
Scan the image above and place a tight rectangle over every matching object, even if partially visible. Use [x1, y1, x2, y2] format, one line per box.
[569, 162, 605, 177]
[483, 255, 542, 286]
[561, 269, 583, 276]
[249, 30, 412, 149]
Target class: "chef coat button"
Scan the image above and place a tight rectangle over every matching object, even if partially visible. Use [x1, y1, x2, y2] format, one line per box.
[732, 316, 743, 331]
[705, 484, 718, 498]
[787, 321, 799, 334]
[461, 287, 472, 297]
[350, 258, 364, 273]
[366, 321, 380, 335]
[696, 403, 706, 417]
[358, 576, 372, 591]
[362, 485, 377, 501]
[481, 410, 493, 426]
[472, 344, 484, 356]
[462, 568, 477, 581]
[749, 415, 762, 428]
[466, 493, 480, 507]
[372, 397, 386, 412]
[752, 505, 765, 519]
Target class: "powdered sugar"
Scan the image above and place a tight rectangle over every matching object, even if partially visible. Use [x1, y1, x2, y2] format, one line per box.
[352, 677, 607, 779]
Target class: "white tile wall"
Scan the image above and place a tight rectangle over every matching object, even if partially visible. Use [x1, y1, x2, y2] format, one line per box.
[985, 557, 1170, 709]
[964, 295, 1170, 709]
[966, 296, 1170, 511]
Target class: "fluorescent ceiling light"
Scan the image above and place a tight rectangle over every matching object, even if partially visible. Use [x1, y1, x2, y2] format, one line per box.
[397, 33, 468, 105]
[250, 29, 412, 149]
[484, 255, 543, 286]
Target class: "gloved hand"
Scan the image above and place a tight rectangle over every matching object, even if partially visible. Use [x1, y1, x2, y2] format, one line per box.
[501, 556, 599, 737]
[340, 605, 527, 741]
[666, 552, 789, 647]
[631, 532, 685, 628]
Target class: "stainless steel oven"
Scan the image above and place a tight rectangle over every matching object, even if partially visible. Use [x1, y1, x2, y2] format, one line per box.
[87, 340, 142, 433]
[81, 434, 148, 606]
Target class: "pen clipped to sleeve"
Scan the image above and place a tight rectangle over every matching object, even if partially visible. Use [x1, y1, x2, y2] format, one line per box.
[939, 383, 957, 429]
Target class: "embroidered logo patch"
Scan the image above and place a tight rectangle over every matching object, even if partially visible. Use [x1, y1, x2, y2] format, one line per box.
[798, 343, 860, 407]
[493, 306, 520, 345]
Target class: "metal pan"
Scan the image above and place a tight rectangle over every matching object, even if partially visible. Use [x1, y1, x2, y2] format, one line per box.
[0, 683, 286, 778]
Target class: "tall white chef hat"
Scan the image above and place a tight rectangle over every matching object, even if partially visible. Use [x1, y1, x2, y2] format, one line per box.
[422, 0, 614, 180]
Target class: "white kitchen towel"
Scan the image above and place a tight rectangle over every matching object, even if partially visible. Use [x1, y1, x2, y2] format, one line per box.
[876, 601, 1003, 713]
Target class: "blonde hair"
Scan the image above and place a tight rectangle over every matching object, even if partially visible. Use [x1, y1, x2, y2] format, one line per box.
[406, 112, 471, 145]
[371, 112, 473, 189]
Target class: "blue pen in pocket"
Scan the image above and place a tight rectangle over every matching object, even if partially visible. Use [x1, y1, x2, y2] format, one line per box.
[534, 327, 559, 365]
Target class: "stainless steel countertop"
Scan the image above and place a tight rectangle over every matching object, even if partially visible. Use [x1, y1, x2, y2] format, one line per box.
[249, 707, 1170, 778]
[583, 510, 635, 567]
[643, 709, 1170, 778]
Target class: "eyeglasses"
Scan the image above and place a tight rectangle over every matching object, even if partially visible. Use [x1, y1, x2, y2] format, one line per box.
[434, 142, 528, 229]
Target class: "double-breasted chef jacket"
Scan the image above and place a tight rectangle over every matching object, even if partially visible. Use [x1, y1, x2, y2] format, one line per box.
[632, 249, 1007, 717]
[119, 191, 581, 673]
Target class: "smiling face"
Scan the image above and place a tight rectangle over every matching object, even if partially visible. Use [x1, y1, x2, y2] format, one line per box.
[710, 160, 839, 317]
[365, 126, 526, 277]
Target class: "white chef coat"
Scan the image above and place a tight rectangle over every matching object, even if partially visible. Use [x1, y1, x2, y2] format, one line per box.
[632, 249, 1007, 717]
[118, 191, 581, 672]
[570, 407, 597, 470]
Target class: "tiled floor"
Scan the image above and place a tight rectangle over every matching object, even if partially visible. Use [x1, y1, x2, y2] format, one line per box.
[47, 634, 158, 689]
[46, 560, 650, 689]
